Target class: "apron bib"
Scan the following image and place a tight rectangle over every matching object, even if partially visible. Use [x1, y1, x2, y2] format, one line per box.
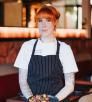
[27, 40, 69, 102]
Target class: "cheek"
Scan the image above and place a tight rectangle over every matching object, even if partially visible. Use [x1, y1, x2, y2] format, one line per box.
[48, 21, 56, 29]
[48, 23, 55, 30]
[47, 23, 53, 27]
[38, 23, 43, 30]
[38, 23, 41, 28]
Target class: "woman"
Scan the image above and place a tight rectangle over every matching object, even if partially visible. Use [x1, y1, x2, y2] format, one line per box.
[14, 5, 78, 102]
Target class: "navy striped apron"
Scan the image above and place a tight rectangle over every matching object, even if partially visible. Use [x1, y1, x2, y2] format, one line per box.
[27, 40, 69, 102]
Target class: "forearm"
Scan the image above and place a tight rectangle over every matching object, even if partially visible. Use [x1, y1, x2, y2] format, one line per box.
[19, 69, 33, 99]
[55, 73, 75, 101]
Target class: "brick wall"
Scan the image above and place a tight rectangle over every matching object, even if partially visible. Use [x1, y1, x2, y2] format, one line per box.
[0, 41, 23, 64]
[0, 39, 92, 64]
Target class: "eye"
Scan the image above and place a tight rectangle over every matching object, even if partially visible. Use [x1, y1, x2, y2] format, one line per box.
[46, 18, 51, 22]
[38, 19, 42, 22]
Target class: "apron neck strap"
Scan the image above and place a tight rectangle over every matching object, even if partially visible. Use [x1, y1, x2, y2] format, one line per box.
[56, 40, 60, 55]
[32, 39, 38, 56]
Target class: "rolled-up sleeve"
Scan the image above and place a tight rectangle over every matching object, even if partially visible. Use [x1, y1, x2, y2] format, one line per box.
[59, 42, 78, 73]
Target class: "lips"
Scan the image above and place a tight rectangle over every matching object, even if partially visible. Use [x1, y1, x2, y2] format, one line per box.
[42, 28, 48, 32]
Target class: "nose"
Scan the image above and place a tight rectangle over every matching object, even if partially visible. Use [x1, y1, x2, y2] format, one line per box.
[42, 20, 47, 25]
[41, 21, 47, 28]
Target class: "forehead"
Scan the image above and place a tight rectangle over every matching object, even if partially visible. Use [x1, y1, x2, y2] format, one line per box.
[37, 12, 55, 19]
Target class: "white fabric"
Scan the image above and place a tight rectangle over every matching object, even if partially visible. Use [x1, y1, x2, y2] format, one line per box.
[19, 69, 33, 99]
[56, 72, 75, 101]
[14, 39, 78, 73]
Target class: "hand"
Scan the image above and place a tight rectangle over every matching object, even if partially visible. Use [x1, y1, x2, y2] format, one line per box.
[28, 95, 36, 102]
[48, 95, 59, 102]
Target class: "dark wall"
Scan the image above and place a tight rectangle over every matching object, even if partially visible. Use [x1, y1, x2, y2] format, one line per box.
[22, 0, 42, 3]
[0, 2, 4, 26]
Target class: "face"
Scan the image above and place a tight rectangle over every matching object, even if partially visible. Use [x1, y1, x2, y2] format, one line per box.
[38, 16, 56, 38]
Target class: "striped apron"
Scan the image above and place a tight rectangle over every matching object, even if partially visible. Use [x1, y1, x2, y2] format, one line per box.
[27, 40, 69, 102]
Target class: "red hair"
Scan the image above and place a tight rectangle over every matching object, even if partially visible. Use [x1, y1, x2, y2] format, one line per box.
[35, 5, 60, 21]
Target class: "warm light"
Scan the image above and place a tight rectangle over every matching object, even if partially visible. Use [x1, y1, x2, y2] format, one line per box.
[90, 0, 92, 5]
[28, 6, 36, 28]
[22, 7, 26, 27]
[0, 27, 88, 38]
[45, 4, 52, 6]
[17, 0, 22, 3]
[74, 7, 77, 11]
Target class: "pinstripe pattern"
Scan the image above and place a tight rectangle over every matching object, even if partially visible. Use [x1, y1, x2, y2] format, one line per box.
[27, 40, 64, 96]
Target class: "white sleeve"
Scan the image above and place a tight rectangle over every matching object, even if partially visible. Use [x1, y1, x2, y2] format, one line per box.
[59, 42, 78, 73]
[14, 40, 34, 70]
[55, 73, 75, 101]
[19, 69, 33, 99]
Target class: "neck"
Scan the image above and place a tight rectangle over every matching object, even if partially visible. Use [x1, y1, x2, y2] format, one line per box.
[40, 35, 56, 43]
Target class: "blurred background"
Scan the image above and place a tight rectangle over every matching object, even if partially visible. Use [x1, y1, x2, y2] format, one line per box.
[0, 0, 92, 38]
[0, 0, 92, 102]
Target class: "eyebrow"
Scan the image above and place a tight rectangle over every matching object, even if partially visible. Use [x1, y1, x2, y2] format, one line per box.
[38, 17, 52, 20]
